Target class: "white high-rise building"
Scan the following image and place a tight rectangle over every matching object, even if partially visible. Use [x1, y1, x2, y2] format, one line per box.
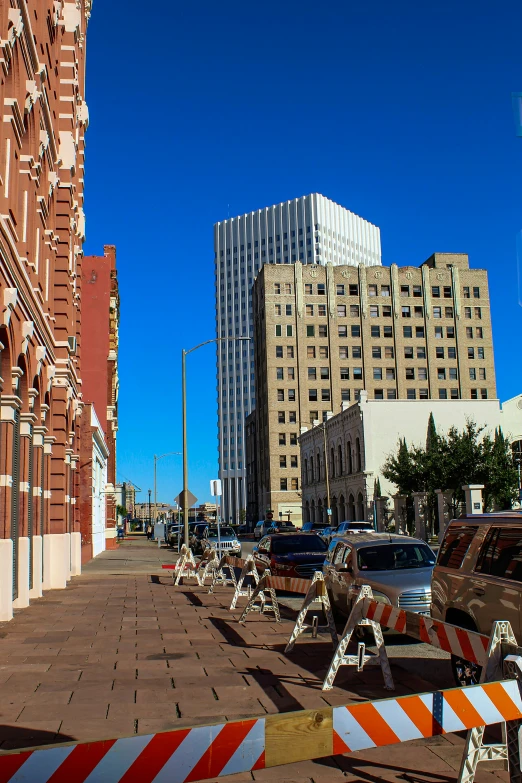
[214, 193, 382, 524]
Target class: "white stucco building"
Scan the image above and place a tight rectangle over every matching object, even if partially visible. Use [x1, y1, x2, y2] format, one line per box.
[214, 193, 382, 524]
[299, 391, 519, 524]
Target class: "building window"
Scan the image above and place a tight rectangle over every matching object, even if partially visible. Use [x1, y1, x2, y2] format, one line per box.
[280, 478, 288, 491]
[438, 368, 446, 380]
[468, 347, 475, 359]
[386, 368, 396, 380]
[338, 325, 348, 337]
[341, 388, 350, 400]
[402, 306, 411, 318]
[286, 325, 293, 337]
[432, 286, 440, 298]
[419, 388, 428, 399]
[439, 389, 448, 399]
[309, 389, 318, 401]
[309, 411, 318, 423]
[444, 286, 452, 298]
[413, 285, 422, 297]
[307, 346, 316, 358]
[375, 389, 384, 399]
[387, 388, 397, 399]
[288, 389, 296, 401]
[318, 325, 328, 337]
[339, 346, 349, 359]
[477, 347, 484, 359]
[481, 389, 488, 399]
[320, 367, 329, 379]
[475, 307, 482, 319]
[463, 286, 470, 298]
[370, 305, 379, 317]
[340, 368, 350, 380]
[445, 306, 453, 318]
[317, 284, 325, 295]
[407, 389, 416, 400]
[284, 283, 292, 294]
[382, 305, 392, 317]
[274, 283, 281, 294]
[414, 306, 423, 317]
[337, 284, 345, 295]
[289, 411, 296, 423]
[435, 327, 443, 338]
[385, 346, 394, 359]
[276, 346, 283, 357]
[349, 284, 358, 295]
[464, 307, 472, 319]
[406, 368, 415, 380]
[308, 367, 317, 379]
[417, 346, 426, 359]
[449, 368, 458, 381]
[381, 285, 390, 297]
[280, 455, 287, 468]
[305, 284, 313, 295]
[318, 304, 326, 317]
[306, 325, 315, 337]
[473, 287, 480, 298]
[371, 326, 381, 337]
[373, 368, 382, 380]
[479, 368, 486, 380]
[433, 307, 442, 318]
[278, 411, 285, 423]
[373, 347, 382, 359]
[290, 433, 297, 445]
[404, 346, 413, 359]
[291, 478, 299, 491]
[368, 284, 377, 297]
[448, 347, 456, 359]
[276, 367, 284, 380]
[337, 305, 347, 317]
[401, 285, 410, 297]
[290, 455, 298, 469]
[352, 325, 361, 337]
[287, 346, 294, 358]
[469, 368, 476, 380]
[436, 347, 444, 359]
[477, 327, 483, 338]
[450, 389, 459, 399]
[286, 304, 292, 316]
[471, 389, 478, 399]
[418, 367, 428, 381]
[415, 326, 424, 338]
[321, 389, 330, 401]
[353, 367, 363, 380]
[384, 326, 393, 337]
[288, 367, 295, 379]
[319, 347, 328, 358]
[350, 305, 360, 317]
[403, 326, 412, 338]
[274, 304, 282, 316]
[279, 433, 286, 445]
[447, 326, 455, 338]
[275, 325, 282, 336]
[306, 304, 314, 316]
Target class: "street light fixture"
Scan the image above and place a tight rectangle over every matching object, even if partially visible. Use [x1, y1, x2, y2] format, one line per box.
[154, 451, 181, 526]
[182, 336, 251, 547]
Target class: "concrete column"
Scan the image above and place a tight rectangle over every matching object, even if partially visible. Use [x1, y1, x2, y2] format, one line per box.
[63, 532, 71, 580]
[463, 484, 484, 515]
[412, 492, 428, 541]
[375, 496, 389, 532]
[29, 535, 43, 599]
[0, 538, 13, 620]
[42, 533, 67, 590]
[70, 531, 81, 576]
[13, 536, 29, 609]
[436, 489, 454, 543]
[393, 494, 407, 534]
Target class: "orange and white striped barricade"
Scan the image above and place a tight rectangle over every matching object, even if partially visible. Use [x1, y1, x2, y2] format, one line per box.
[284, 571, 338, 653]
[2, 673, 522, 782]
[230, 554, 260, 610]
[208, 554, 238, 594]
[238, 570, 281, 623]
[323, 585, 395, 691]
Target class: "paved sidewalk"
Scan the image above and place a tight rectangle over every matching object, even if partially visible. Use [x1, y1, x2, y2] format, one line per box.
[0, 537, 508, 782]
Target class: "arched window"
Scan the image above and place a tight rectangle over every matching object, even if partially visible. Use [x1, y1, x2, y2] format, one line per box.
[356, 437, 361, 472]
[348, 493, 355, 521]
[357, 492, 365, 521]
[310, 456, 314, 482]
[330, 447, 335, 479]
[338, 444, 343, 475]
[347, 441, 353, 474]
[304, 458, 308, 486]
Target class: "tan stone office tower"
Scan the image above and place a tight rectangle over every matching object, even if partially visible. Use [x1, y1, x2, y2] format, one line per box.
[251, 254, 496, 524]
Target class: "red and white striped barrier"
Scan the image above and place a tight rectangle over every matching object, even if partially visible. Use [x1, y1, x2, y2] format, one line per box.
[363, 597, 489, 668]
[1, 679, 522, 782]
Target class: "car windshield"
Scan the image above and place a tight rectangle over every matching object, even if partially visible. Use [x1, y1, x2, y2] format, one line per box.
[207, 527, 235, 538]
[271, 535, 328, 555]
[357, 543, 435, 571]
[342, 522, 373, 530]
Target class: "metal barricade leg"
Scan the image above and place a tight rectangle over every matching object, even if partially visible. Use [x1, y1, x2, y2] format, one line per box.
[285, 573, 338, 653]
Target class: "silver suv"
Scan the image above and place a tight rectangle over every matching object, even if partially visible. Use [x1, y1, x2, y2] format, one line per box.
[201, 526, 241, 557]
[324, 533, 435, 619]
[431, 513, 522, 685]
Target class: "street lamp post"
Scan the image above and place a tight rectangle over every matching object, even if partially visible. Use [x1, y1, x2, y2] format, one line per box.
[147, 489, 151, 532]
[182, 336, 251, 547]
[154, 451, 181, 527]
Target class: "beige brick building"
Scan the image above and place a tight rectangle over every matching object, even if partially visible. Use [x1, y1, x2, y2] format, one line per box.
[250, 254, 496, 524]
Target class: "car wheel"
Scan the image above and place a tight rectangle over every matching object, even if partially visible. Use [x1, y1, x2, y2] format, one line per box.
[451, 654, 482, 687]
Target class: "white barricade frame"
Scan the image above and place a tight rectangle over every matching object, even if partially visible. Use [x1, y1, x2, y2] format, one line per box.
[230, 555, 259, 610]
[284, 571, 338, 653]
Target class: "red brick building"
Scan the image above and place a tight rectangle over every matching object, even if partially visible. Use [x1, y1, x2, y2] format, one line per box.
[0, 0, 91, 620]
[80, 245, 119, 560]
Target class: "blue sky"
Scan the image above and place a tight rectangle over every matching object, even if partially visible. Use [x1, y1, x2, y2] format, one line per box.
[83, 0, 522, 508]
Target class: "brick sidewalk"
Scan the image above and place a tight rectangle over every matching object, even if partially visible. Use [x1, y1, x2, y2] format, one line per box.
[0, 539, 508, 782]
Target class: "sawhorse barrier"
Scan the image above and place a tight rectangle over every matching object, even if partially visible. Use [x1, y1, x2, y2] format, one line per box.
[162, 546, 218, 587]
[2, 673, 522, 782]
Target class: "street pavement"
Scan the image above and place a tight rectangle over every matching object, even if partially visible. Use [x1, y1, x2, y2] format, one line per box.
[0, 535, 508, 782]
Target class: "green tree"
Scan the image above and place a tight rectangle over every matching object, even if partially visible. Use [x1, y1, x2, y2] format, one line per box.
[238, 508, 247, 523]
[373, 477, 382, 498]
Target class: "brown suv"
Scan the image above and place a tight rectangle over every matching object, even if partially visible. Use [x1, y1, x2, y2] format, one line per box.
[431, 513, 522, 685]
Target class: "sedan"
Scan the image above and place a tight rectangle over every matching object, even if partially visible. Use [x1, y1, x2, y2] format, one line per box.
[324, 533, 436, 618]
[266, 522, 297, 534]
[253, 533, 328, 579]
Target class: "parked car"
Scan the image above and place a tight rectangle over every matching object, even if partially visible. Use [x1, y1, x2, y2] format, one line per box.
[334, 521, 376, 536]
[431, 513, 522, 686]
[254, 520, 273, 540]
[166, 523, 182, 548]
[253, 533, 328, 578]
[324, 533, 435, 624]
[321, 526, 337, 545]
[302, 522, 329, 534]
[266, 522, 298, 534]
[187, 523, 208, 553]
[200, 525, 241, 557]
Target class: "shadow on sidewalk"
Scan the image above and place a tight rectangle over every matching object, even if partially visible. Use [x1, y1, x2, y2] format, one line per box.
[332, 755, 456, 783]
[0, 725, 75, 751]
